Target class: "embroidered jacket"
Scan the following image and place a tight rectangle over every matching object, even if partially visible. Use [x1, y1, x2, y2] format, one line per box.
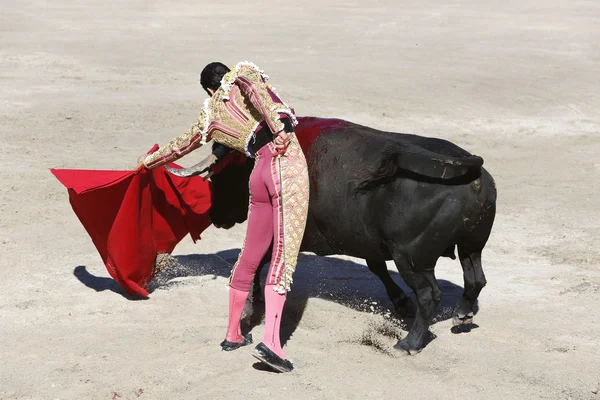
[144, 62, 297, 168]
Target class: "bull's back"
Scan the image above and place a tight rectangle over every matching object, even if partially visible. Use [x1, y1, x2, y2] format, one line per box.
[301, 123, 490, 260]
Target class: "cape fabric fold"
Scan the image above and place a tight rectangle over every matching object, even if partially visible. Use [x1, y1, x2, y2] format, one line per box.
[51, 160, 212, 297]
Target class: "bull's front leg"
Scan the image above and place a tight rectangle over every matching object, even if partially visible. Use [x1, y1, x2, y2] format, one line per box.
[244, 254, 270, 331]
[251, 262, 265, 302]
[251, 248, 272, 303]
[366, 259, 416, 317]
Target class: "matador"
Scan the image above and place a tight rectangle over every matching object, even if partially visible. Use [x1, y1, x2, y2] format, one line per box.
[139, 61, 309, 373]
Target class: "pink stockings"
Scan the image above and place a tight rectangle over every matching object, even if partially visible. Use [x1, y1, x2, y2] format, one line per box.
[262, 285, 286, 358]
[224, 137, 308, 359]
[224, 285, 286, 358]
[225, 287, 249, 343]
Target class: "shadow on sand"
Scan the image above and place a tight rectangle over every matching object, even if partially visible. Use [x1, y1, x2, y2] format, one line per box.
[71, 249, 477, 346]
[74, 249, 479, 347]
[73, 265, 148, 301]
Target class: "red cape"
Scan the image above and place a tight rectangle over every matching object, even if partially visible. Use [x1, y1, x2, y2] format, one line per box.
[51, 144, 220, 297]
[52, 118, 349, 297]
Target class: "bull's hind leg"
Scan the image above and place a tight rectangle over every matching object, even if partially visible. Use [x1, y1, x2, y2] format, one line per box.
[366, 260, 416, 317]
[393, 261, 442, 355]
[453, 249, 486, 326]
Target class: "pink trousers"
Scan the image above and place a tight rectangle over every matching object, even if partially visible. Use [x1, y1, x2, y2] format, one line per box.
[228, 134, 309, 293]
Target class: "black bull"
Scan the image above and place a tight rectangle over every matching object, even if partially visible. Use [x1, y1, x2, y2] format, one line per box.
[207, 118, 497, 354]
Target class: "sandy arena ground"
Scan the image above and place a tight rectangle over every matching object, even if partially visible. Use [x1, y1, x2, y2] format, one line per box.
[1, 1, 599, 399]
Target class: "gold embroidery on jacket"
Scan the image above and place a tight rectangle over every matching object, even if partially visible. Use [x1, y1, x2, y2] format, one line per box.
[145, 62, 296, 166]
[144, 119, 204, 167]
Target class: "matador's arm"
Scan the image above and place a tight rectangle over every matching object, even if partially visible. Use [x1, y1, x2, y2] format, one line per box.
[224, 63, 292, 135]
[143, 120, 205, 169]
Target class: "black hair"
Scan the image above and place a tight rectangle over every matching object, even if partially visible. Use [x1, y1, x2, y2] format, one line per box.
[200, 62, 231, 93]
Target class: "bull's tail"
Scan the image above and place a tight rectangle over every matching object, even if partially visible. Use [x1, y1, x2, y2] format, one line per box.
[355, 143, 484, 194]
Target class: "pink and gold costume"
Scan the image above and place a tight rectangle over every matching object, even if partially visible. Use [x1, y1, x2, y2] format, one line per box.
[143, 62, 297, 166]
[143, 62, 308, 294]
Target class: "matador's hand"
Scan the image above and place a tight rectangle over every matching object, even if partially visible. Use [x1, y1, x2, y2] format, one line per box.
[135, 155, 147, 170]
[274, 131, 290, 152]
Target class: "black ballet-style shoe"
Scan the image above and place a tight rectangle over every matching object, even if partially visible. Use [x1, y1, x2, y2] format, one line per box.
[252, 342, 294, 373]
[220, 333, 253, 351]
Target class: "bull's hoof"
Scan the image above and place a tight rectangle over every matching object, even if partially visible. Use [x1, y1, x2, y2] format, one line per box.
[252, 289, 264, 304]
[453, 297, 475, 326]
[452, 311, 474, 326]
[394, 338, 422, 356]
[393, 297, 417, 318]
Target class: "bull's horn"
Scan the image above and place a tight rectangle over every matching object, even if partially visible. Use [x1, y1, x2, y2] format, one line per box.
[164, 154, 216, 178]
